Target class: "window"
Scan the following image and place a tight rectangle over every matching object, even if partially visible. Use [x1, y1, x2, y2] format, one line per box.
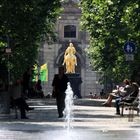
[64, 25, 76, 38]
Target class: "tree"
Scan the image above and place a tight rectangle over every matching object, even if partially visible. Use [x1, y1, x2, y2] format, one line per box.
[81, 0, 140, 85]
[0, 0, 62, 81]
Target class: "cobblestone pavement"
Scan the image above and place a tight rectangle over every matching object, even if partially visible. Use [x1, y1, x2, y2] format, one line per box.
[0, 98, 139, 140]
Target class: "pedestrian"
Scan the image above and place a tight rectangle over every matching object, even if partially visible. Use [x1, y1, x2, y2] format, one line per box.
[100, 89, 105, 98]
[89, 92, 93, 99]
[11, 79, 34, 119]
[52, 66, 69, 118]
[34, 79, 44, 98]
[22, 68, 31, 98]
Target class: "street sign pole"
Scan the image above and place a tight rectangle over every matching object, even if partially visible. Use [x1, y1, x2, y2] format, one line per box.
[123, 41, 135, 79]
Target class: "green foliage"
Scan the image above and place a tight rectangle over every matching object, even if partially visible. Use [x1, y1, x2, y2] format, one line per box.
[81, 0, 140, 84]
[0, 0, 61, 81]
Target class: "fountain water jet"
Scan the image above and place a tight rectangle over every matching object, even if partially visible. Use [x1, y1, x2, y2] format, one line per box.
[64, 82, 74, 130]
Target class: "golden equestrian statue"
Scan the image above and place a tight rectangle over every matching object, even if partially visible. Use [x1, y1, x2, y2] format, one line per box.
[63, 43, 77, 73]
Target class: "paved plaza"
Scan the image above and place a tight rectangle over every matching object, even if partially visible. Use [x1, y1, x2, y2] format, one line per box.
[0, 98, 139, 140]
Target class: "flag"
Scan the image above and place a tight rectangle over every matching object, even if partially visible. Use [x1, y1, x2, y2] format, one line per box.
[32, 64, 38, 82]
[40, 63, 48, 82]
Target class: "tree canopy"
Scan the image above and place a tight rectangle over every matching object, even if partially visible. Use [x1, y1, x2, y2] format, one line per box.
[81, 0, 140, 85]
[0, 0, 62, 82]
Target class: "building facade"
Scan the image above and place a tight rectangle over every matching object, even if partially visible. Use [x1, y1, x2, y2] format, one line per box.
[38, 0, 103, 97]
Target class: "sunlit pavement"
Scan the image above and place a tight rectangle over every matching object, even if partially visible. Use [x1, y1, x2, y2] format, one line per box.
[0, 98, 139, 140]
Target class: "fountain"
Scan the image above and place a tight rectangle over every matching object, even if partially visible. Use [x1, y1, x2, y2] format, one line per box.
[64, 82, 74, 130]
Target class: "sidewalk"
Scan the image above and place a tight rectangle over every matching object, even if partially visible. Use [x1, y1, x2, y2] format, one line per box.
[0, 98, 139, 140]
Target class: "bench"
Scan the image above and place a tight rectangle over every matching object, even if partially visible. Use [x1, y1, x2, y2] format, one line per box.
[120, 98, 139, 121]
[120, 83, 139, 121]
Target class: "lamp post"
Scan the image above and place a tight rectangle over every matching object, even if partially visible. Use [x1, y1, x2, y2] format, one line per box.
[5, 47, 11, 86]
[3, 39, 12, 114]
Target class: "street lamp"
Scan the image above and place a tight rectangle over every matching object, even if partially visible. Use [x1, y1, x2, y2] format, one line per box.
[5, 47, 11, 86]
[5, 47, 11, 53]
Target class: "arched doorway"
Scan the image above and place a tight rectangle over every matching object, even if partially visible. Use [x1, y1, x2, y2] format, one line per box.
[55, 43, 85, 74]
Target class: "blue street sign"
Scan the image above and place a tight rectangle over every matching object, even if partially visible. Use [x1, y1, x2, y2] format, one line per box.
[124, 41, 136, 54]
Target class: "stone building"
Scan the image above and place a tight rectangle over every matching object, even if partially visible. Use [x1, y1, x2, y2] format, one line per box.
[38, 0, 103, 97]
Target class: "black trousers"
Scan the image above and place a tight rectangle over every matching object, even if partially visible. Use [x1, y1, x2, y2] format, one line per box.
[14, 97, 29, 118]
[56, 93, 65, 116]
[115, 98, 121, 113]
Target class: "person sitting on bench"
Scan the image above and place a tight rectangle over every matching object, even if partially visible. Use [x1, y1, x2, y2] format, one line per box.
[11, 79, 34, 119]
[115, 82, 139, 115]
[102, 79, 133, 107]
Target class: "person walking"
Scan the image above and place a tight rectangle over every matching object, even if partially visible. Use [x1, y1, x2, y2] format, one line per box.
[34, 79, 44, 98]
[22, 68, 31, 98]
[52, 66, 69, 118]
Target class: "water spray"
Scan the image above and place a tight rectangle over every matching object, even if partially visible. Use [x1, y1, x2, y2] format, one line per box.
[64, 82, 74, 130]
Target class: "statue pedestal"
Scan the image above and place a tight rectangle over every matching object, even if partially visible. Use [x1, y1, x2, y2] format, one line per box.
[66, 73, 82, 98]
